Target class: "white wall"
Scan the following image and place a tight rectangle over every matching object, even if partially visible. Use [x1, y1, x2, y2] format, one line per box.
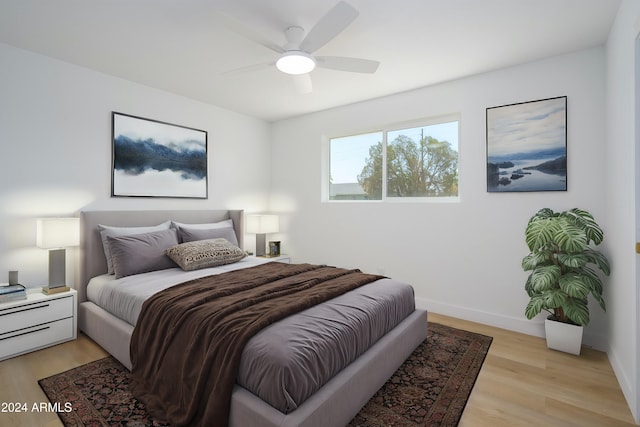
[0, 43, 272, 288]
[271, 47, 608, 348]
[605, 0, 640, 422]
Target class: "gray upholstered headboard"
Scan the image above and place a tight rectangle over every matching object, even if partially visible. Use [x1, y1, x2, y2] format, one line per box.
[79, 210, 244, 303]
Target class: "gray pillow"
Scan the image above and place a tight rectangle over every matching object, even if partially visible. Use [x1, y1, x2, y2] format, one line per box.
[171, 219, 233, 230]
[165, 238, 246, 271]
[172, 219, 238, 246]
[99, 221, 171, 274]
[107, 229, 179, 279]
[178, 226, 239, 246]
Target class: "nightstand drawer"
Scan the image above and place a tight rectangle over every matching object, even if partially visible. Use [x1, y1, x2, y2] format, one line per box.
[0, 295, 73, 335]
[0, 317, 74, 360]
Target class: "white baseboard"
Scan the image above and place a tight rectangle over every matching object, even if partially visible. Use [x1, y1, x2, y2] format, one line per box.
[607, 347, 639, 424]
[415, 297, 608, 352]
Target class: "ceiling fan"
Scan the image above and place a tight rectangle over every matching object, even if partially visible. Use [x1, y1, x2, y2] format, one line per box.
[223, 1, 380, 94]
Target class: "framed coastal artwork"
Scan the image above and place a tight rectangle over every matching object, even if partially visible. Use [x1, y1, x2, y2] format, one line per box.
[111, 112, 208, 198]
[486, 96, 567, 192]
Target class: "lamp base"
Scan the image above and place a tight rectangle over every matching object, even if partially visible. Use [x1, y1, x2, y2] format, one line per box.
[48, 248, 66, 287]
[42, 285, 70, 295]
[255, 234, 267, 257]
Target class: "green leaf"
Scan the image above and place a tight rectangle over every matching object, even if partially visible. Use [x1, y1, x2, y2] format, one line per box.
[556, 253, 588, 268]
[554, 220, 587, 253]
[581, 267, 606, 311]
[530, 265, 561, 292]
[525, 296, 546, 319]
[558, 273, 591, 298]
[525, 219, 560, 252]
[592, 291, 606, 312]
[522, 254, 535, 271]
[581, 267, 604, 295]
[562, 298, 590, 325]
[522, 252, 553, 271]
[530, 208, 557, 221]
[544, 288, 568, 309]
[563, 208, 604, 245]
[583, 248, 610, 276]
[524, 274, 535, 297]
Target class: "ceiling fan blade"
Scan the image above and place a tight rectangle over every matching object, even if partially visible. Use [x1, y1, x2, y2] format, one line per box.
[292, 73, 313, 94]
[315, 56, 380, 73]
[221, 62, 274, 76]
[216, 13, 284, 54]
[299, 1, 358, 53]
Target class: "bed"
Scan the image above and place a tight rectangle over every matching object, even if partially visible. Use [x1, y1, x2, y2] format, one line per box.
[77, 209, 428, 427]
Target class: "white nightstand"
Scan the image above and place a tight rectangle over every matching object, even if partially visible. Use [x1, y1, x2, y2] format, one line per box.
[255, 255, 291, 264]
[0, 288, 77, 361]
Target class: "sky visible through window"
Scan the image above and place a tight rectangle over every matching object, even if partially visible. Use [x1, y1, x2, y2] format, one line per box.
[330, 121, 459, 184]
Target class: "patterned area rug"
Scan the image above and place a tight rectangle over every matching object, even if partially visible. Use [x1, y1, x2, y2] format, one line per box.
[39, 322, 491, 427]
[348, 322, 492, 426]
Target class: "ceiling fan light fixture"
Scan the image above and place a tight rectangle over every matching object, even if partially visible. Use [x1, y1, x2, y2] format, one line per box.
[276, 51, 316, 75]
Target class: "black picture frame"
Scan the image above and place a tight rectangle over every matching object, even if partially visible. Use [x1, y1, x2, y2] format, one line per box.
[486, 96, 567, 192]
[269, 241, 281, 257]
[111, 112, 208, 198]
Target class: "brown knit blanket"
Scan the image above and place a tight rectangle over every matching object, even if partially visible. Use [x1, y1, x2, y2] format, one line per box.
[129, 262, 383, 427]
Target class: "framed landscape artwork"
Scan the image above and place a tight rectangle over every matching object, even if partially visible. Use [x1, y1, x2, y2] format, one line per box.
[111, 112, 208, 198]
[486, 96, 567, 192]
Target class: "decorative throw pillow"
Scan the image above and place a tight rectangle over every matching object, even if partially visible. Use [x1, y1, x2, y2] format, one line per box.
[165, 238, 246, 271]
[107, 228, 179, 279]
[99, 221, 171, 274]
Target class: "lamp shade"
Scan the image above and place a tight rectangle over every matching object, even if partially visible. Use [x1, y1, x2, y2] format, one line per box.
[246, 215, 279, 234]
[36, 218, 80, 249]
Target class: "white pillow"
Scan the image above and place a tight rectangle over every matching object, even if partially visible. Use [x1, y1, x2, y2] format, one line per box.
[98, 221, 171, 274]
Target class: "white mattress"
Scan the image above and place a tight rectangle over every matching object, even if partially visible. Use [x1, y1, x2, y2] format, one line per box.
[86, 256, 274, 326]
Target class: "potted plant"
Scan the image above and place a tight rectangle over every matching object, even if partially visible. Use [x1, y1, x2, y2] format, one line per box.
[522, 208, 610, 355]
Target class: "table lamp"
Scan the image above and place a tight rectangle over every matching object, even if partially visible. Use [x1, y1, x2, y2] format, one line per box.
[37, 217, 80, 290]
[246, 215, 279, 257]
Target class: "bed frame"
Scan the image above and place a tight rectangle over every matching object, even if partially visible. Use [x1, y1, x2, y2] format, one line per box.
[77, 209, 427, 427]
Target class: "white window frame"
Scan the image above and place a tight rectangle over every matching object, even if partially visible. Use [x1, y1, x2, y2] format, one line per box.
[323, 114, 461, 203]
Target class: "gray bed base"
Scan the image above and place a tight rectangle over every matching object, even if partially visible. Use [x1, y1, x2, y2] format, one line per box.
[77, 209, 428, 427]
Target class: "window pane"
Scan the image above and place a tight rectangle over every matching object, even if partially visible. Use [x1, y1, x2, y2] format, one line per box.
[386, 121, 459, 197]
[329, 132, 383, 200]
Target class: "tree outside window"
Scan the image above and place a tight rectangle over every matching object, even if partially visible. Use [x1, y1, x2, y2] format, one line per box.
[329, 119, 459, 201]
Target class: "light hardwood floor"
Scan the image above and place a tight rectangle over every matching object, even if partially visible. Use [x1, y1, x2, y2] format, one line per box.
[431, 313, 637, 427]
[0, 313, 636, 426]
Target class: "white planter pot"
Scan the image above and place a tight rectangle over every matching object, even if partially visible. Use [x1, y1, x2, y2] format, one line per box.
[544, 318, 583, 355]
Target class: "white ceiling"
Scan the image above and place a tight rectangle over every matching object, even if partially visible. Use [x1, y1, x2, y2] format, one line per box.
[0, 0, 621, 122]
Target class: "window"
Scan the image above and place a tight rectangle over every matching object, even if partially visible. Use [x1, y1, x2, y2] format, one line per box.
[327, 116, 459, 201]
[329, 132, 382, 200]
